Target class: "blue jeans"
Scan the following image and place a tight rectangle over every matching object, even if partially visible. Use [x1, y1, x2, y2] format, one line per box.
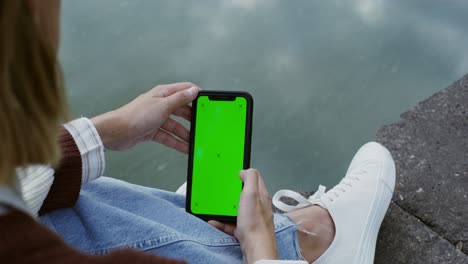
[40, 177, 305, 263]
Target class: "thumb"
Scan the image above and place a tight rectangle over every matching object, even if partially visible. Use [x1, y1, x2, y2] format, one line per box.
[166, 86, 199, 111]
[208, 220, 236, 236]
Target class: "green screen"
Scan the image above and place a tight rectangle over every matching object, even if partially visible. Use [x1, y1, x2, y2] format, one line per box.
[190, 96, 247, 216]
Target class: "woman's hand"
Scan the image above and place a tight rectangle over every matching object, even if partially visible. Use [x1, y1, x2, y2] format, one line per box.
[91, 82, 199, 152]
[208, 169, 278, 264]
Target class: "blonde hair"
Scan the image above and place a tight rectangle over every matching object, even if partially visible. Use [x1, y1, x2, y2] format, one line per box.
[0, 1, 68, 184]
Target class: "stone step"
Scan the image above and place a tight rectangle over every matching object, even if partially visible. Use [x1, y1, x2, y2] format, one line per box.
[376, 73, 468, 263]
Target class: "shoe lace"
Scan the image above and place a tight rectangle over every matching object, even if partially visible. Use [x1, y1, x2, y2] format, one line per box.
[272, 170, 366, 212]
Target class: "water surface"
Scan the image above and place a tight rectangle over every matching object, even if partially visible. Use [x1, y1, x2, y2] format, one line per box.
[61, 0, 468, 193]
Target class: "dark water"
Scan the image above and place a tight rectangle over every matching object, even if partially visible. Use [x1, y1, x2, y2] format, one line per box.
[60, 0, 468, 193]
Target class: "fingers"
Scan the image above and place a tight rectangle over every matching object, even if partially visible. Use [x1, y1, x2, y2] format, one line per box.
[241, 169, 271, 206]
[172, 105, 192, 122]
[256, 171, 272, 203]
[165, 86, 199, 113]
[161, 118, 190, 143]
[153, 82, 196, 97]
[152, 129, 189, 153]
[208, 220, 236, 236]
[240, 169, 260, 197]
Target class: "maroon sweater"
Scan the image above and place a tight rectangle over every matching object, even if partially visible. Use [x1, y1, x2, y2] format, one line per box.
[0, 129, 186, 264]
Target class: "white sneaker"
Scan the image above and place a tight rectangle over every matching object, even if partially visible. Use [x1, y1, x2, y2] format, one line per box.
[272, 142, 396, 264]
[176, 182, 187, 195]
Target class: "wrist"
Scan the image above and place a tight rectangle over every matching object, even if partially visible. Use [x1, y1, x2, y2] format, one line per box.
[241, 235, 278, 264]
[91, 111, 128, 150]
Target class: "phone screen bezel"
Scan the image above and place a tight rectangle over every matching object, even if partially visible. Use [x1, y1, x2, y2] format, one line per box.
[185, 90, 253, 223]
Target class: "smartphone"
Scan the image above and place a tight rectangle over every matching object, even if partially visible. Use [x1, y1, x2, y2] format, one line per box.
[186, 90, 253, 222]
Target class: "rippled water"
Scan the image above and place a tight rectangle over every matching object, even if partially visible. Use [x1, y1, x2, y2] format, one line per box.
[61, 0, 468, 193]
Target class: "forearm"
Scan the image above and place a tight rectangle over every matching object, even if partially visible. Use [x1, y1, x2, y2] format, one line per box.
[18, 118, 105, 215]
[16, 128, 81, 215]
[242, 235, 279, 264]
[38, 127, 82, 214]
[40, 118, 105, 214]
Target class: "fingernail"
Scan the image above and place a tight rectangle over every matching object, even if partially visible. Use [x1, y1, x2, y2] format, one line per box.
[186, 86, 198, 96]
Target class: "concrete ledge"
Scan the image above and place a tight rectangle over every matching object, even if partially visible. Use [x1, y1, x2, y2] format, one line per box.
[376, 202, 468, 263]
[376, 73, 468, 262]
